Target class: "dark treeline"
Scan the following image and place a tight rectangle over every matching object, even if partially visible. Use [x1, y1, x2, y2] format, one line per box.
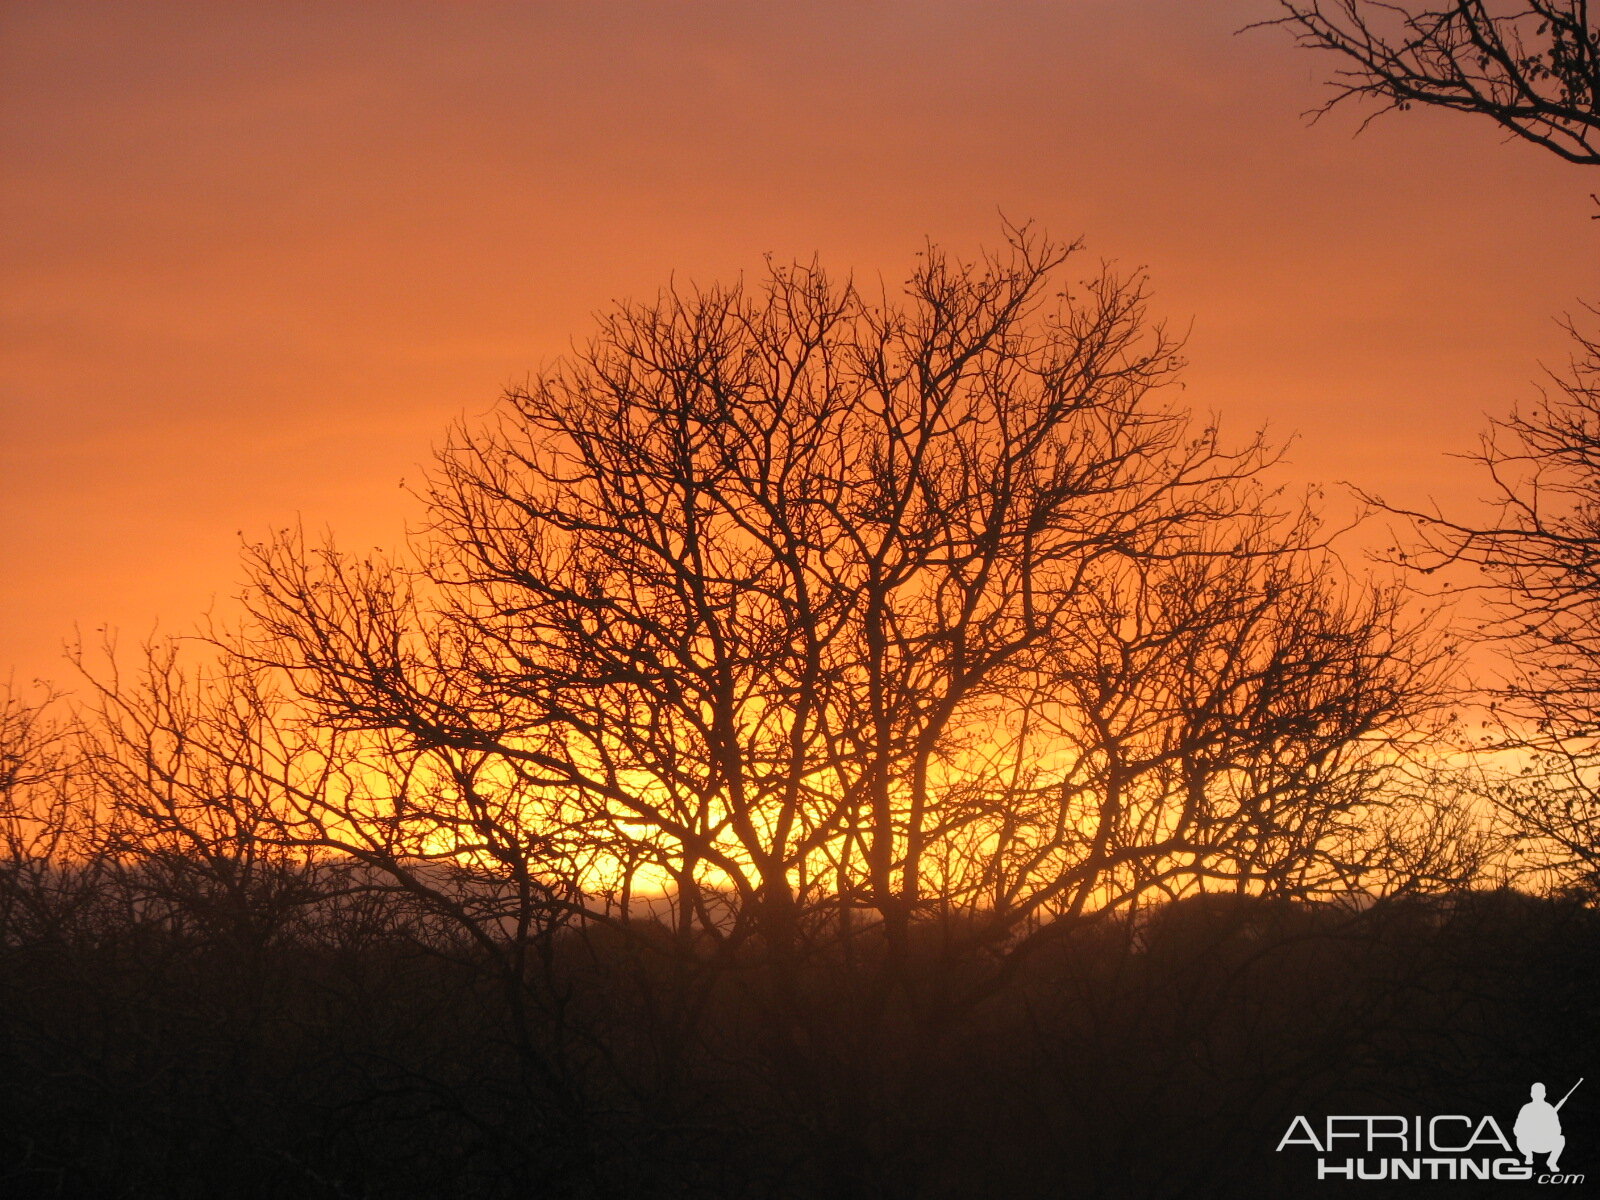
[0, 862, 1594, 1198]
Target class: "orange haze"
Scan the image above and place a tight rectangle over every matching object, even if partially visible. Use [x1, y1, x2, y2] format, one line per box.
[2, 0, 1593, 686]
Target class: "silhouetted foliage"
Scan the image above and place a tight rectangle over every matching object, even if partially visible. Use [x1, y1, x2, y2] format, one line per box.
[1376, 321, 1600, 893]
[0, 876, 1593, 1198]
[1262, 0, 1600, 895]
[1261, 0, 1600, 167]
[238, 230, 1453, 995]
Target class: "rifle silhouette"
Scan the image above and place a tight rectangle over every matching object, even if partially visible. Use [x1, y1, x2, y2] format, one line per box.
[1555, 1078, 1584, 1112]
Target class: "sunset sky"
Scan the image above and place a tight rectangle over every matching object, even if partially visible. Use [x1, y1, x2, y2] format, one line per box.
[2, 0, 1593, 687]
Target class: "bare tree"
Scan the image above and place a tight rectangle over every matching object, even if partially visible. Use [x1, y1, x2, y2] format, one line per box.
[238, 231, 1453, 997]
[1260, 0, 1600, 167]
[0, 683, 101, 946]
[1376, 322, 1600, 889]
[1259, 1, 1600, 886]
[64, 634, 610, 1181]
[68, 641, 336, 954]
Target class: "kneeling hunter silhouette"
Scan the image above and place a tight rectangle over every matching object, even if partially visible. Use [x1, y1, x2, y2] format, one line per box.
[1515, 1078, 1582, 1171]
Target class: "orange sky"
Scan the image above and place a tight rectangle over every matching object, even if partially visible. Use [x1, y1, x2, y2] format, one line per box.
[2, 0, 1593, 688]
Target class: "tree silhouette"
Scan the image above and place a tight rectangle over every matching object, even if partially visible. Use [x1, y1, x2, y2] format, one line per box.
[1261, 1, 1600, 889]
[1261, 1, 1599, 167]
[1260, 3, 1600, 888]
[1375, 323, 1600, 891]
[237, 231, 1451, 996]
[0, 683, 97, 946]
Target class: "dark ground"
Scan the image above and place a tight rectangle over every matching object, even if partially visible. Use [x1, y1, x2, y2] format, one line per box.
[1, 887, 1594, 1199]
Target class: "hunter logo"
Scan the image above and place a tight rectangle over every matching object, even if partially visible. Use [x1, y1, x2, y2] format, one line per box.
[1277, 1079, 1584, 1184]
[1515, 1080, 1579, 1172]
